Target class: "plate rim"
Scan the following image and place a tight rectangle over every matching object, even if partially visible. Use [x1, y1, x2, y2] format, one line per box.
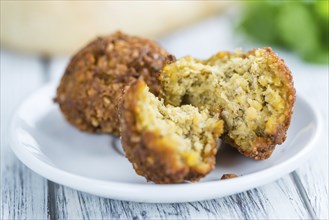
[9, 83, 323, 203]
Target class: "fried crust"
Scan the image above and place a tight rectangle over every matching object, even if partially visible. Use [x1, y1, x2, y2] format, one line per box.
[120, 80, 223, 184]
[55, 32, 170, 135]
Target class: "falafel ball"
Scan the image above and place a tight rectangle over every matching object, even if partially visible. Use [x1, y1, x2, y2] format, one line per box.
[120, 80, 224, 184]
[55, 32, 171, 135]
[159, 48, 295, 160]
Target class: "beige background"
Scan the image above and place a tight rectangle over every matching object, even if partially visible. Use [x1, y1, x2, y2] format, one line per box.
[1, 1, 229, 55]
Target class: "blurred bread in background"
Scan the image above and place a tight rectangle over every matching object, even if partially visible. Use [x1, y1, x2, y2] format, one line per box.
[1, 1, 229, 56]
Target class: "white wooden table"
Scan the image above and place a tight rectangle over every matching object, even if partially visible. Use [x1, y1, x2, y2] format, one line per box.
[1, 15, 328, 220]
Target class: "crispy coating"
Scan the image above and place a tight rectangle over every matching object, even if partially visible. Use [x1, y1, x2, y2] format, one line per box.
[159, 48, 296, 160]
[55, 32, 171, 135]
[120, 80, 224, 184]
[220, 174, 238, 180]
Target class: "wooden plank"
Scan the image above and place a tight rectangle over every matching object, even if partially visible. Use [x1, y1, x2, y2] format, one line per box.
[46, 175, 310, 219]
[0, 50, 48, 220]
[291, 63, 329, 220]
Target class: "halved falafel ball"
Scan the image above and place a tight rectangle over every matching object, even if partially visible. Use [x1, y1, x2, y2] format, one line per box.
[159, 48, 295, 160]
[120, 80, 224, 184]
[55, 32, 171, 135]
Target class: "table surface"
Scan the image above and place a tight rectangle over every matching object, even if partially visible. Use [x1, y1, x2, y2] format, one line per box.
[1, 15, 328, 220]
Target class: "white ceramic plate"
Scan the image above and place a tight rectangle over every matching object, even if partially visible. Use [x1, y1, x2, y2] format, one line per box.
[10, 83, 322, 203]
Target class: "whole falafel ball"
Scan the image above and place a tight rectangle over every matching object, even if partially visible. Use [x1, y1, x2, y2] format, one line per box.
[55, 32, 171, 135]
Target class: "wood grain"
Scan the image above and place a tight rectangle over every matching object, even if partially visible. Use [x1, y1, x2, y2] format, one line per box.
[1, 51, 48, 220]
[46, 175, 311, 219]
[292, 65, 329, 220]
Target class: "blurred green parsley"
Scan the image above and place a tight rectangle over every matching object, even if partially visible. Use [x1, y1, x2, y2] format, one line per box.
[239, 0, 328, 64]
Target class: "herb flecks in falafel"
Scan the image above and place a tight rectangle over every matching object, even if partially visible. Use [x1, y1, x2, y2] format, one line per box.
[120, 80, 224, 184]
[159, 48, 295, 160]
